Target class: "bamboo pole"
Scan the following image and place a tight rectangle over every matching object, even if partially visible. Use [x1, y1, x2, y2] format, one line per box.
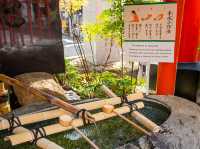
[0, 74, 94, 123]
[101, 85, 162, 133]
[116, 113, 151, 135]
[4, 102, 144, 146]
[0, 93, 144, 131]
[102, 105, 150, 136]
[13, 127, 64, 149]
[131, 111, 162, 133]
[100, 85, 118, 98]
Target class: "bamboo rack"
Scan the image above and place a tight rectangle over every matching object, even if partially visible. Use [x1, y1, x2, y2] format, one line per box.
[0, 93, 144, 131]
[4, 101, 144, 146]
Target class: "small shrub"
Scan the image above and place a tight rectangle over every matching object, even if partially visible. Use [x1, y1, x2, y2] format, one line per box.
[55, 59, 144, 99]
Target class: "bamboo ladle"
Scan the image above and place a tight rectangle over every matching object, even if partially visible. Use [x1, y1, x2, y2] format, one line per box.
[59, 115, 100, 149]
[101, 85, 162, 133]
[102, 104, 151, 136]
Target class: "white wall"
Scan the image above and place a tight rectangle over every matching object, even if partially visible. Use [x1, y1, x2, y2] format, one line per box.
[83, 0, 120, 65]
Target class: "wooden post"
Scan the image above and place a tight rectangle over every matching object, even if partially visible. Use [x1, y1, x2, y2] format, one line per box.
[0, 17, 7, 45]
[8, 16, 14, 46]
[156, 0, 186, 95]
[0, 22, 2, 47]
[44, 0, 51, 38]
[35, 0, 42, 38]
[27, 0, 33, 44]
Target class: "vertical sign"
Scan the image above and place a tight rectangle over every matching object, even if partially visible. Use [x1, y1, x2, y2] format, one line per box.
[124, 3, 177, 63]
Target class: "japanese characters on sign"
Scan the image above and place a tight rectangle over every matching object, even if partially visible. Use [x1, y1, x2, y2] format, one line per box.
[123, 3, 177, 63]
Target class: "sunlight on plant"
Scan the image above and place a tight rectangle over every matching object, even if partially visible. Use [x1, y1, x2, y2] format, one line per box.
[82, 0, 161, 46]
[60, 0, 87, 14]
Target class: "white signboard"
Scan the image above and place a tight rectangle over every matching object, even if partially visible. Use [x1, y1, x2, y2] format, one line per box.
[123, 3, 177, 63]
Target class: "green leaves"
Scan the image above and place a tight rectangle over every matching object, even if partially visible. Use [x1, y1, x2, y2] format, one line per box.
[82, 0, 156, 46]
[55, 61, 141, 99]
[60, 0, 87, 14]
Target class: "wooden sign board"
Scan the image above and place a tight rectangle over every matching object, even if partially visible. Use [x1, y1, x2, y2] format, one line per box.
[123, 2, 177, 63]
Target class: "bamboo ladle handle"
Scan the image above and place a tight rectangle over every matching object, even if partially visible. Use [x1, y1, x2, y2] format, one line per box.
[59, 115, 99, 149]
[72, 126, 100, 149]
[113, 111, 151, 136]
[102, 105, 151, 136]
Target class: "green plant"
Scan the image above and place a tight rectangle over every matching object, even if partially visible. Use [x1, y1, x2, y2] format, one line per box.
[55, 60, 144, 99]
[55, 59, 81, 88]
[60, 0, 87, 15]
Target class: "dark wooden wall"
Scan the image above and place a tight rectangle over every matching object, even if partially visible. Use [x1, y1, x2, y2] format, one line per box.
[0, 0, 65, 76]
